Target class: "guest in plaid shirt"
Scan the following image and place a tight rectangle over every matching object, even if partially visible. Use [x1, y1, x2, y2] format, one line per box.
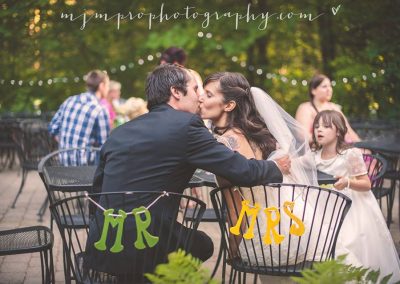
[49, 70, 110, 154]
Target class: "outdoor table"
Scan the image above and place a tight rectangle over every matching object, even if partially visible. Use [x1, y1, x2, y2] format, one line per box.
[43, 166, 336, 192]
[189, 169, 337, 186]
[316, 170, 337, 184]
[43, 165, 97, 192]
[354, 140, 400, 156]
[188, 169, 217, 187]
[43, 166, 218, 191]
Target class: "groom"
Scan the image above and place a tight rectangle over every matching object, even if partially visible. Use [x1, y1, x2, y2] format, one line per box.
[87, 64, 290, 277]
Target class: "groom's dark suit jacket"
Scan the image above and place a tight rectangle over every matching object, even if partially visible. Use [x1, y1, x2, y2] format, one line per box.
[93, 103, 282, 194]
[85, 103, 282, 276]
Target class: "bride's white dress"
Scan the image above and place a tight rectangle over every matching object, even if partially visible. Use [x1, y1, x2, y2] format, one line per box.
[315, 148, 400, 282]
[236, 181, 321, 266]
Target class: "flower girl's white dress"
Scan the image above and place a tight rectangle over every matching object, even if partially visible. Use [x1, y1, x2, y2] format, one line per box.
[315, 148, 400, 282]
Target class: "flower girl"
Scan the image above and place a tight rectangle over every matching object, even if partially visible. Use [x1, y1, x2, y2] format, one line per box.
[312, 110, 400, 282]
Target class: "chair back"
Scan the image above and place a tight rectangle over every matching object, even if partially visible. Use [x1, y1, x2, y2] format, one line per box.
[0, 118, 19, 170]
[50, 191, 206, 283]
[38, 147, 101, 205]
[210, 183, 352, 277]
[14, 119, 57, 170]
[362, 153, 388, 198]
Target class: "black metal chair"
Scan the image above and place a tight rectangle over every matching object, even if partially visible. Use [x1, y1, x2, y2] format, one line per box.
[11, 119, 57, 208]
[38, 147, 101, 281]
[37, 147, 100, 222]
[183, 185, 224, 278]
[362, 154, 391, 226]
[210, 183, 352, 283]
[50, 191, 206, 283]
[0, 226, 54, 284]
[0, 118, 19, 171]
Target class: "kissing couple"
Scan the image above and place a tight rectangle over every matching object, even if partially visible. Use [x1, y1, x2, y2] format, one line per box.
[85, 64, 316, 279]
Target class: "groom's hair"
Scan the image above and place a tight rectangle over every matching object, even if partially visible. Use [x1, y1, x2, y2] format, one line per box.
[146, 64, 190, 110]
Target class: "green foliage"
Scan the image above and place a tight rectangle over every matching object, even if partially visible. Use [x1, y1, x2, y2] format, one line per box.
[0, 1, 399, 118]
[291, 255, 395, 284]
[145, 249, 218, 284]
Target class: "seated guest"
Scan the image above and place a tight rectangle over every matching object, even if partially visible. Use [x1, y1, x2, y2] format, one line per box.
[115, 97, 148, 121]
[101, 80, 121, 129]
[159, 46, 187, 66]
[295, 73, 360, 143]
[49, 70, 110, 149]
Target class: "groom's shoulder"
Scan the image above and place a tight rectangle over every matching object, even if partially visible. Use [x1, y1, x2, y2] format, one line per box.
[166, 108, 203, 125]
[147, 104, 205, 129]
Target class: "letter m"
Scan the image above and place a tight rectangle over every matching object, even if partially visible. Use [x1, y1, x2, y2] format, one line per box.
[60, 13, 74, 20]
[94, 209, 127, 253]
[229, 200, 260, 239]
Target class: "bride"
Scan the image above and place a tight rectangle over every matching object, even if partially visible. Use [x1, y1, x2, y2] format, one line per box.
[199, 72, 323, 266]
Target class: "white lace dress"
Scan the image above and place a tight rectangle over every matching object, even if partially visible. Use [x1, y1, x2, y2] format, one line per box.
[315, 148, 400, 282]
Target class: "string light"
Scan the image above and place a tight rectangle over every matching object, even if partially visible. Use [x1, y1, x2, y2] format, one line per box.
[0, 31, 387, 88]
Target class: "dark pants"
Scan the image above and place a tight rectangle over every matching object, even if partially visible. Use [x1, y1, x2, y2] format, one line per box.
[188, 230, 214, 261]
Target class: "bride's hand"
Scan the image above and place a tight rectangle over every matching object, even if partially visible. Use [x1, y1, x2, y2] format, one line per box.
[274, 155, 291, 175]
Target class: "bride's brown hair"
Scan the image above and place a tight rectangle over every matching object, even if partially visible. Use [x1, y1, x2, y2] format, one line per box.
[204, 72, 276, 159]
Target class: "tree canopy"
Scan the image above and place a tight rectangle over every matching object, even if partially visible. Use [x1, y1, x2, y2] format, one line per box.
[1, 0, 399, 119]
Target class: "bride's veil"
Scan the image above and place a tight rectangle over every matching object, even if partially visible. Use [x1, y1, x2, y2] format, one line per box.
[250, 87, 318, 186]
[249, 87, 331, 263]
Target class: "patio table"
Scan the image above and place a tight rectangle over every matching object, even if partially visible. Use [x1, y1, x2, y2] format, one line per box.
[42, 166, 218, 191]
[354, 140, 400, 155]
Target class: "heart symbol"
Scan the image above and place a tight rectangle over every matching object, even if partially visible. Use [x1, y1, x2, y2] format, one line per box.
[332, 4, 341, 16]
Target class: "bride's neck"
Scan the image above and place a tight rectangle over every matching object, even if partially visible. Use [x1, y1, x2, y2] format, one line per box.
[213, 113, 229, 129]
